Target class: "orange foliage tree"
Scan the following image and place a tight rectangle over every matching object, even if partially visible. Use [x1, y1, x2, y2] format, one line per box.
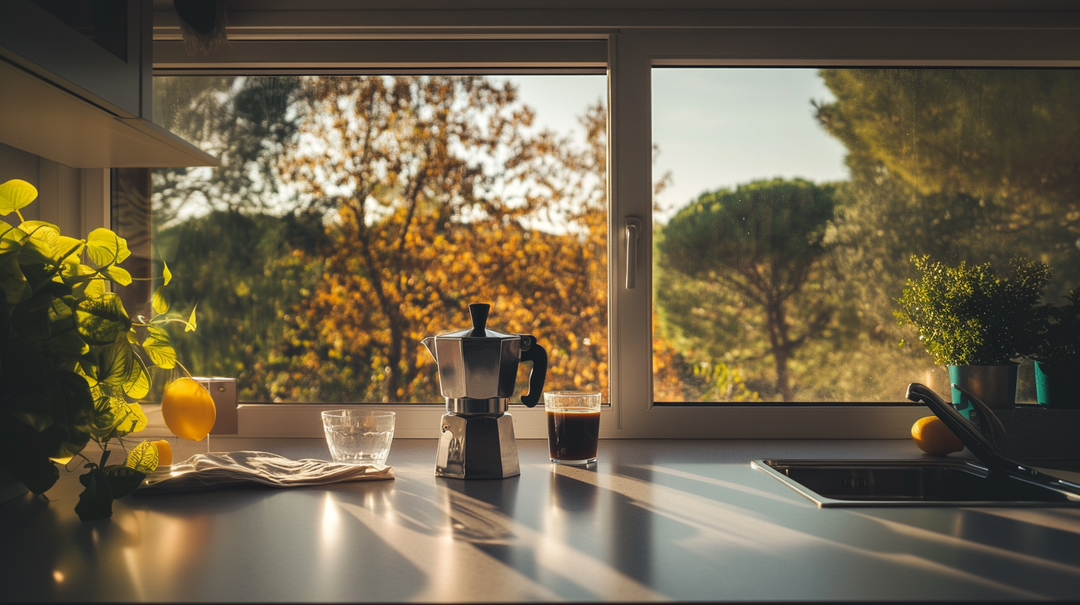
[250, 76, 607, 403]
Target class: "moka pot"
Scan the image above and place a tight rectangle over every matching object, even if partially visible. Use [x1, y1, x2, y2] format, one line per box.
[421, 303, 547, 479]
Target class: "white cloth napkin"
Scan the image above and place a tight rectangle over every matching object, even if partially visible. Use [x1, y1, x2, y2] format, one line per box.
[137, 451, 394, 494]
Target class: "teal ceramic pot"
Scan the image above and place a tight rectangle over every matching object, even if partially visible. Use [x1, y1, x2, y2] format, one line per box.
[948, 364, 1019, 421]
[1034, 360, 1080, 409]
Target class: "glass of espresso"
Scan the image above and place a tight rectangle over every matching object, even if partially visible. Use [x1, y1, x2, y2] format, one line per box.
[544, 391, 602, 465]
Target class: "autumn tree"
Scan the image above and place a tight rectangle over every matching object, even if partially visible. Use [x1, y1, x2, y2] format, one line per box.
[656, 178, 838, 401]
[253, 76, 608, 403]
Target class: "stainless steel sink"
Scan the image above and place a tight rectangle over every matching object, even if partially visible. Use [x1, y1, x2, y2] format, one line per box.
[753, 458, 1080, 508]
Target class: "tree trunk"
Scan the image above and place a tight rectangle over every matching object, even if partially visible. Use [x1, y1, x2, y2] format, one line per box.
[765, 297, 795, 402]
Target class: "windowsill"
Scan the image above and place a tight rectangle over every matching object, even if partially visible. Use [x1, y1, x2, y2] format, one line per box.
[6, 437, 1080, 601]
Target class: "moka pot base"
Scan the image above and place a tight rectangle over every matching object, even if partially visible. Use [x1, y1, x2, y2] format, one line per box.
[435, 409, 521, 479]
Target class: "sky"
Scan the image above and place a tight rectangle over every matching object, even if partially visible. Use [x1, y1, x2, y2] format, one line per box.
[504, 75, 606, 140]
[652, 68, 849, 221]
[505, 69, 851, 223]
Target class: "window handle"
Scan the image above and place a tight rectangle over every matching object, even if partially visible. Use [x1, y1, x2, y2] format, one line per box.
[625, 216, 641, 290]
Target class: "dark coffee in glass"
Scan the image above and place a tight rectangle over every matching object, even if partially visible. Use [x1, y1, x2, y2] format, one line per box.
[544, 391, 601, 465]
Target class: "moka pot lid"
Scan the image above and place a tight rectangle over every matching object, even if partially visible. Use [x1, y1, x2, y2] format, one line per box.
[434, 303, 521, 342]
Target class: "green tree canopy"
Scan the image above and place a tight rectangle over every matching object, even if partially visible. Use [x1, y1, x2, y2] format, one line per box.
[657, 178, 838, 401]
[817, 69, 1080, 209]
[812, 68, 1080, 399]
[816, 69, 1080, 301]
[153, 76, 305, 224]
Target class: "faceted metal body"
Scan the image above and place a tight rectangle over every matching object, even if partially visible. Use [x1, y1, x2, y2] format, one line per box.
[429, 335, 524, 401]
[434, 413, 520, 479]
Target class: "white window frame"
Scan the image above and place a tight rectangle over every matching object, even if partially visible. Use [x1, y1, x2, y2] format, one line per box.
[145, 8, 1080, 439]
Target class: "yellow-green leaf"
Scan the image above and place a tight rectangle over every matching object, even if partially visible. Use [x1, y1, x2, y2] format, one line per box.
[185, 303, 198, 332]
[78, 277, 106, 300]
[106, 265, 132, 286]
[123, 354, 151, 399]
[53, 236, 84, 263]
[86, 228, 131, 267]
[76, 293, 132, 345]
[152, 287, 169, 315]
[142, 327, 177, 369]
[162, 260, 172, 286]
[18, 220, 59, 247]
[0, 221, 28, 256]
[42, 322, 89, 358]
[17, 234, 56, 266]
[97, 340, 133, 387]
[89, 390, 149, 441]
[61, 260, 102, 300]
[0, 179, 37, 216]
[60, 256, 81, 277]
[76, 354, 99, 388]
[116, 400, 149, 436]
[125, 440, 158, 474]
[89, 392, 116, 440]
[102, 465, 145, 499]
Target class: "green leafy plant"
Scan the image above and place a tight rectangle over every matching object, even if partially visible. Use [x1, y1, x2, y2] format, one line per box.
[1030, 289, 1080, 363]
[894, 255, 1051, 366]
[693, 361, 762, 403]
[0, 178, 196, 520]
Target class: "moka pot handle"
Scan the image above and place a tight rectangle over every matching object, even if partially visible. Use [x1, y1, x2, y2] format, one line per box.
[519, 335, 547, 408]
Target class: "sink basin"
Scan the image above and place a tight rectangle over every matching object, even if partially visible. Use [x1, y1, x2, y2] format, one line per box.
[753, 459, 1080, 508]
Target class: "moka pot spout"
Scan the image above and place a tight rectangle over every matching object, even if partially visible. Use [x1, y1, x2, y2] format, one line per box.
[421, 336, 437, 361]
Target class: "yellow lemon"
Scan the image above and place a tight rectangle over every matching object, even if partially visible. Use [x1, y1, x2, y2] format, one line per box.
[161, 378, 216, 441]
[151, 439, 173, 466]
[911, 415, 964, 456]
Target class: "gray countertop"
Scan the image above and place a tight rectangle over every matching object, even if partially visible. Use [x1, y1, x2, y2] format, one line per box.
[4, 438, 1080, 602]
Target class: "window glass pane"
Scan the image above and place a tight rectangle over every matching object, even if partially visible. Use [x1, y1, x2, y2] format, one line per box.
[652, 68, 1080, 403]
[150, 75, 607, 403]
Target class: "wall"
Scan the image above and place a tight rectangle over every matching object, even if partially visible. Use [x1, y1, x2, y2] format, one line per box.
[0, 141, 110, 236]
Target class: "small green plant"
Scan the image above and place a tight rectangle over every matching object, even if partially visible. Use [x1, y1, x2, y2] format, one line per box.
[693, 361, 761, 403]
[1030, 289, 1080, 363]
[894, 255, 1051, 366]
[0, 178, 196, 520]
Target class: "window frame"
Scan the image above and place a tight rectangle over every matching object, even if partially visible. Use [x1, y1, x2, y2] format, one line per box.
[145, 13, 1080, 439]
[610, 27, 1080, 440]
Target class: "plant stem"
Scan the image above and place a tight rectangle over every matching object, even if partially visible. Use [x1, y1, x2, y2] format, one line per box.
[176, 361, 193, 379]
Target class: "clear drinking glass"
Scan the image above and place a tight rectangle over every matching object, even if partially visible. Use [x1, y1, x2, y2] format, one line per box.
[544, 391, 602, 465]
[321, 410, 396, 466]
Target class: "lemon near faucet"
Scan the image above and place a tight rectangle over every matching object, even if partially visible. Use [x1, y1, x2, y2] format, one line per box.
[161, 378, 217, 441]
[911, 415, 964, 456]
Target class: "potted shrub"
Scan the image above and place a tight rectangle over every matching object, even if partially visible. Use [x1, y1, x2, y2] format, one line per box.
[0, 178, 197, 520]
[894, 255, 1051, 415]
[1030, 289, 1080, 408]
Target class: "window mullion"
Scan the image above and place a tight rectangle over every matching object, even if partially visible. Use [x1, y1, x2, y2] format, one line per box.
[607, 32, 657, 437]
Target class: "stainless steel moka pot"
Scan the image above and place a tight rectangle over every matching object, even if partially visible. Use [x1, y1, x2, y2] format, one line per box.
[422, 303, 547, 479]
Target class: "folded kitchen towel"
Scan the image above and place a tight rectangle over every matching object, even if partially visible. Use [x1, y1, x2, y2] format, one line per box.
[137, 450, 394, 494]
